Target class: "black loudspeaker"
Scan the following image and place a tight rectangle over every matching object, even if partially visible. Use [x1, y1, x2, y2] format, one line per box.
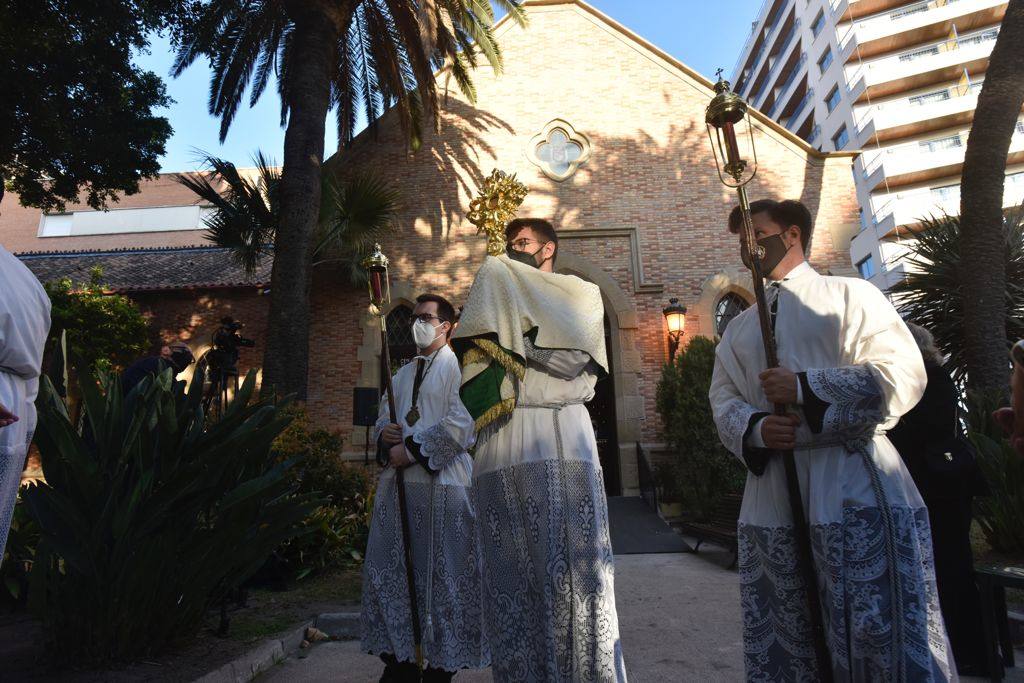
[353, 387, 380, 426]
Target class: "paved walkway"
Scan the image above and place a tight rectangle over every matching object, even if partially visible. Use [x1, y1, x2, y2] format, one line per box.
[260, 545, 1024, 682]
[261, 546, 745, 682]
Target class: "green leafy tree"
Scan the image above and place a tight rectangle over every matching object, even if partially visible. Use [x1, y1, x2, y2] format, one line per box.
[655, 336, 745, 519]
[173, 0, 525, 399]
[889, 210, 1024, 383]
[959, 0, 1024, 393]
[0, 1, 181, 210]
[44, 268, 150, 374]
[175, 152, 399, 283]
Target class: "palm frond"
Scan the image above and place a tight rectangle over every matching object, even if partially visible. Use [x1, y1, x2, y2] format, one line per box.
[174, 152, 280, 276]
[313, 172, 400, 284]
[890, 208, 1024, 381]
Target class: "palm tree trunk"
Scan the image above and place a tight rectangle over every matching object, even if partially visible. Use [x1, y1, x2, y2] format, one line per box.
[261, 6, 339, 399]
[960, 0, 1024, 394]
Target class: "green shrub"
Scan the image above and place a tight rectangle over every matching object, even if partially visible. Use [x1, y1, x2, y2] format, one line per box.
[1, 494, 39, 610]
[970, 430, 1024, 556]
[966, 390, 1024, 557]
[25, 364, 320, 665]
[44, 269, 150, 374]
[655, 336, 746, 519]
[272, 407, 375, 580]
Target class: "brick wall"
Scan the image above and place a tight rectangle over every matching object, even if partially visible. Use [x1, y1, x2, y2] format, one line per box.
[8, 1, 862, 462]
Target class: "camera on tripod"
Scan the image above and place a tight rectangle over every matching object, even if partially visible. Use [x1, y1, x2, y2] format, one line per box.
[207, 316, 256, 376]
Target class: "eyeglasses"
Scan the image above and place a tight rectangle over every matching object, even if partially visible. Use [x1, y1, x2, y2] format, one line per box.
[412, 313, 448, 324]
[508, 238, 544, 252]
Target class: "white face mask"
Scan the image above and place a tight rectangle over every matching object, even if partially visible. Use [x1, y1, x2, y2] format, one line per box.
[412, 319, 444, 350]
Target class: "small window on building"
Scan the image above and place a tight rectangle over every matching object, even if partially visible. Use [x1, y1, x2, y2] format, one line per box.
[826, 85, 842, 113]
[857, 255, 876, 280]
[811, 10, 826, 37]
[715, 293, 750, 337]
[919, 134, 962, 154]
[818, 46, 833, 73]
[832, 125, 850, 150]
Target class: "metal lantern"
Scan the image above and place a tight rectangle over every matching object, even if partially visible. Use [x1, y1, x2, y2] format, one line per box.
[362, 243, 391, 314]
[663, 298, 687, 361]
[705, 73, 758, 188]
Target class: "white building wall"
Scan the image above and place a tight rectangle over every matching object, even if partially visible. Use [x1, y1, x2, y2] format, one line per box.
[732, 0, 1013, 292]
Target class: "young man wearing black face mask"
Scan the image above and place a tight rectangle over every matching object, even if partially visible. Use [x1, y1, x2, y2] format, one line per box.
[709, 199, 955, 679]
[362, 293, 485, 682]
[452, 218, 626, 681]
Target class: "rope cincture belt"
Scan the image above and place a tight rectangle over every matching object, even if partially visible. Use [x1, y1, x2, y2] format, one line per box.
[794, 428, 905, 681]
[515, 398, 589, 677]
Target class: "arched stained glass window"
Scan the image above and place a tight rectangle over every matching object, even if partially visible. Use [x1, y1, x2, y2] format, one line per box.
[715, 293, 750, 337]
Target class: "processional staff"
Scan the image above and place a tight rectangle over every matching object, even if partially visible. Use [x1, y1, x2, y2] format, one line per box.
[704, 72, 834, 680]
[362, 244, 424, 671]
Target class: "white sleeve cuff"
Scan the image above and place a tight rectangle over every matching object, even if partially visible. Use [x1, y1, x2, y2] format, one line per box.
[747, 416, 768, 448]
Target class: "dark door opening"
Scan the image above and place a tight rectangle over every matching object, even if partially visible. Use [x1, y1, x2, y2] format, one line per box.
[587, 314, 621, 496]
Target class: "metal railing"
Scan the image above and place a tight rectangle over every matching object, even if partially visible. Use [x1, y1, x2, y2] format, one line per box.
[770, 54, 808, 117]
[786, 88, 814, 129]
[756, 22, 802, 108]
[637, 442, 658, 513]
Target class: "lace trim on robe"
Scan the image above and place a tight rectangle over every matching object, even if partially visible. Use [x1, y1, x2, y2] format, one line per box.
[805, 366, 884, 435]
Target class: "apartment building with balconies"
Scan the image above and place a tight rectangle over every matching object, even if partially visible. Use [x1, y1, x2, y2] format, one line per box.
[733, 0, 1020, 291]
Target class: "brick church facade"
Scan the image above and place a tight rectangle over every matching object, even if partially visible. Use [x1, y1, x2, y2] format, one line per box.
[1, 0, 860, 494]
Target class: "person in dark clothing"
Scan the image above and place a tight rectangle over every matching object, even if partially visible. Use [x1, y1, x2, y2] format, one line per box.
[888, 323, 989, 676]
[121, 342, 194, 394]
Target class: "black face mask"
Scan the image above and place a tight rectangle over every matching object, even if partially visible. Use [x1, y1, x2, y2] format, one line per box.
[506, 242, 549, 269]
[741, 233, 792, 275]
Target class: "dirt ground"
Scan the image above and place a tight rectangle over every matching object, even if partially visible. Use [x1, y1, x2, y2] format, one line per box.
[0, 567, 362, 682]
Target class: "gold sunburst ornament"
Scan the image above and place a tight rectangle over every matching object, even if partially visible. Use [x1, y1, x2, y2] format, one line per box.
[467, 169, 529, 256]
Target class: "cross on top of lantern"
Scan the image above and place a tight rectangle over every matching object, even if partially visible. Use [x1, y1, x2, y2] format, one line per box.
[705, 72, 758, 188]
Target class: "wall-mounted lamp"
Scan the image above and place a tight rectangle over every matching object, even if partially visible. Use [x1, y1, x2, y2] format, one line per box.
[663, 298, 687, 361]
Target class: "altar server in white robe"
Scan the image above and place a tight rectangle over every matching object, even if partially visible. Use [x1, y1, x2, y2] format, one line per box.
[709, 199, 955, 681]
[0, 244, 51, 562]
[361, 293, 485, 682]
[453, 218, 626, 683]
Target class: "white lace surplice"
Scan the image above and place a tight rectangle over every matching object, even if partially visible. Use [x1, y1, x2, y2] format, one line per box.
[360, 344, 487, 671]
[473, 340, 627, 683]
[709, 262, 956, 681]
[0, 245, 50, 560]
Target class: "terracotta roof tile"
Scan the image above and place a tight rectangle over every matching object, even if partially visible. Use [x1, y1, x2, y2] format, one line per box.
[16, 246, 271, 292]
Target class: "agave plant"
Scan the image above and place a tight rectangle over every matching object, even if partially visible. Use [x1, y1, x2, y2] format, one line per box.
[176, 152, 399, 282]
[888, 207, 1024, 382]
[24, 364, 320, 665]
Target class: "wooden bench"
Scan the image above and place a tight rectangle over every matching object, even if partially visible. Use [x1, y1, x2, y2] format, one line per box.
[676, 493, 743, 569]
[976, 564, 1024, 681]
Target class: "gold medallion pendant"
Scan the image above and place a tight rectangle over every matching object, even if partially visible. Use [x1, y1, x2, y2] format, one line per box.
[406, 407, 420, 426]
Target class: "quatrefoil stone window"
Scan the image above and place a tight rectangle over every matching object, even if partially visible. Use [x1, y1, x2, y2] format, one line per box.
[527, 119, 591, 182]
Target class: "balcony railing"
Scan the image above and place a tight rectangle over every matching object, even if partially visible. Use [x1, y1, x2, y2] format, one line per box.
[854, 78, 984, 136]
[786, 89, 814, 129]
[870, 171, 1024, 228]
[756, 21, 802, 108]
[839, 0, 986, 54]
[734, 0, 792, 83]
[770, 53, 808, 117]
[807, 124, 822, 146]
[846, 24, 1000, 93]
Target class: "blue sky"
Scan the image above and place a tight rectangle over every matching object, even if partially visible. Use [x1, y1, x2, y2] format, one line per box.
[137, 0, 763, 172]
